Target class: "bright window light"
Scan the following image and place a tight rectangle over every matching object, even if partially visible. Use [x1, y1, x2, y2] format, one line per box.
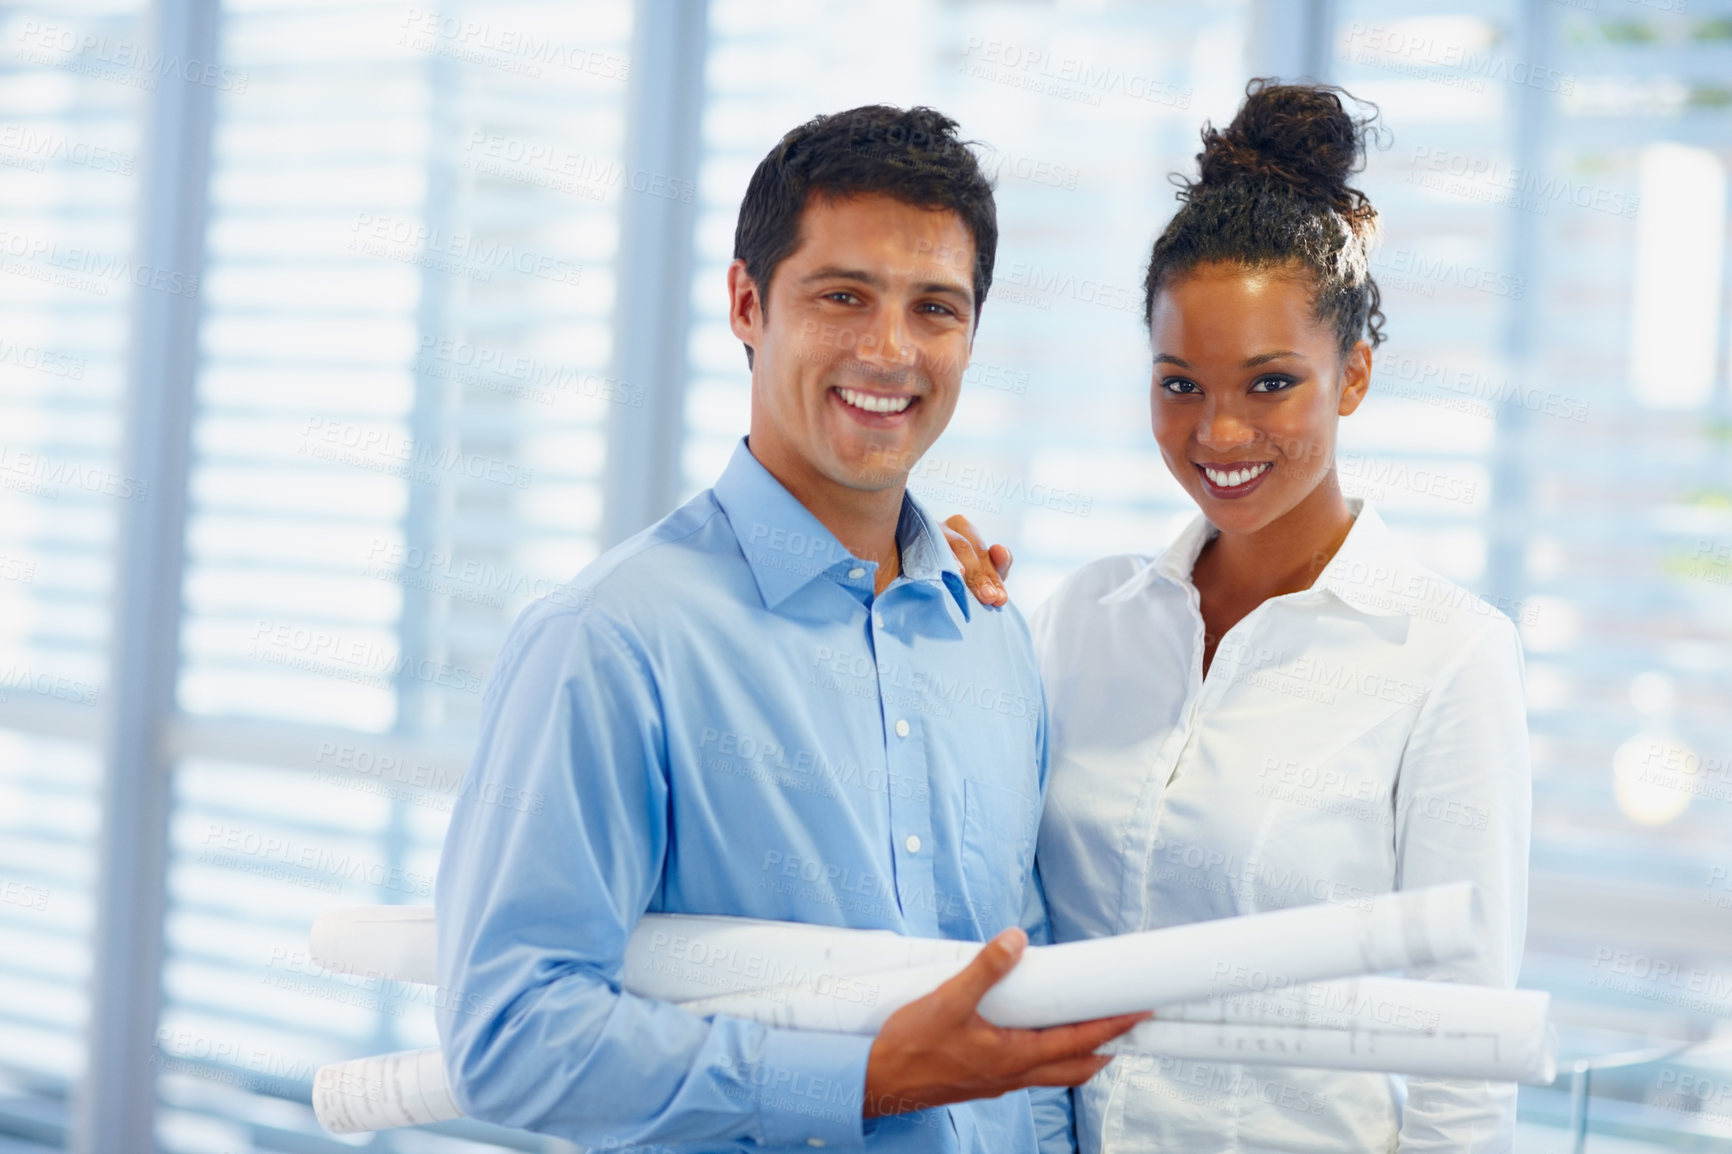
[1628, 142, 1726, 409]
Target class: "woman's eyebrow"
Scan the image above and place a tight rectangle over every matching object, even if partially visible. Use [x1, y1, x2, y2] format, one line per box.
[1242, 350, 1302, 368]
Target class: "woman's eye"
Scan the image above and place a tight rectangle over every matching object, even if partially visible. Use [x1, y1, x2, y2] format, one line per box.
[1161, 378, 1200, 395]
[1250, 375, 1298, 393]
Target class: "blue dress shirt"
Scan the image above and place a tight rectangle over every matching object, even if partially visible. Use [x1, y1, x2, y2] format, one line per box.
[436, 439, 1060, 1152]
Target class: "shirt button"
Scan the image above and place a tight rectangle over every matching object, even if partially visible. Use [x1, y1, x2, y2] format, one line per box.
[873, 611, 884, 628]
[905, 835, 921, 854]
[807, 1141, 826, 1149]
[848, 567, 865, 579]
[894, 718, 910, 738]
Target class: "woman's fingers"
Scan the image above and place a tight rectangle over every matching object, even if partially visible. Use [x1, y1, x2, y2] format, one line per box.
[942, 521, 1007, 607]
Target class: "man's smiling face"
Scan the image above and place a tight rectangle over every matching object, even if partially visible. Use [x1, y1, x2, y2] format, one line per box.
[730, 192, 977, 496]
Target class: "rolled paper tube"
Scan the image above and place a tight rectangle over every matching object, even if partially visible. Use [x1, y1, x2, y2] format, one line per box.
[1121, 977, 1558, 1084]
[678, 884, 1484, 1033]
[1158, 975, 1546, 1036]
[314, 998, 1554, 1136]
[1109, 1018, 1558, 1084]
[312, 1047, 462, 1135]
[309, 882, 1499, 1133]
[982, 882, 1482, 1028]
[310, 905, 437, 986]
[620, 914, 981, 1004]
[311, 882, 1481, 1021]
[308, 907, 982, 997]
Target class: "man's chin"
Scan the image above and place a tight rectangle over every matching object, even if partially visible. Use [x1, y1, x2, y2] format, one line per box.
[826, 441, 924, 492]
[829, 462, 910, 493]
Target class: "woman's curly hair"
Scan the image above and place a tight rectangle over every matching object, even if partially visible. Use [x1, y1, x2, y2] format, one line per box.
[1143, 79, 1389, 354]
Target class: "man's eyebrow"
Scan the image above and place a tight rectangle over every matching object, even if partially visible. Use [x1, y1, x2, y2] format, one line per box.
[799, 265, 884, 288]
[799, 266, 973, 308]
[916, 279, 972, 301]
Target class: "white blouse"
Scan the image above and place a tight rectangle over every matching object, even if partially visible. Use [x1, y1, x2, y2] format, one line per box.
[1030, 501, 1531, 1154]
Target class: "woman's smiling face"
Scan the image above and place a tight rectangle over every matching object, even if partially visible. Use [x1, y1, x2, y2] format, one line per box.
[1148, 261, 1371, 536]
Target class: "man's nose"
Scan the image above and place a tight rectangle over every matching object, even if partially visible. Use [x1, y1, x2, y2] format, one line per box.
[856, 308, 916, 369]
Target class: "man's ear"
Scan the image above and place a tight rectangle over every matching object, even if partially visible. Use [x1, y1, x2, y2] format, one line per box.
[727, 259, 763, 364]
[1338, 338, 1372, 417]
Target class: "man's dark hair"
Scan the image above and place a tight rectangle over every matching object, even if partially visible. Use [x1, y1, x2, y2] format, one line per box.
[733, 104, 998, 367]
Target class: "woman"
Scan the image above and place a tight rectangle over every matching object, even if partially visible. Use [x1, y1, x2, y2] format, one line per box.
[949, 82, 1531, 1153]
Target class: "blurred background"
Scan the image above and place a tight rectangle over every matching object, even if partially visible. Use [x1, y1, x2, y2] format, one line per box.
[1, 0, 1730, 1150]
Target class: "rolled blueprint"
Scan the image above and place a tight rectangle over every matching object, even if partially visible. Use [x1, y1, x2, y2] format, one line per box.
[312, 1047, 460, 1135]
[310, 905, 437, 986]
[621, 913, 981, 1003]
[311, 881, 1481, 1030]
[1114, 1019, 1557, 1084]
[314, 977, 1555, 1134]
[677, 882, 1483, 1033]
[308, 906, 983, 996]
[1108, 977, 1558, 1084]
[310, 882, 1519, 1134]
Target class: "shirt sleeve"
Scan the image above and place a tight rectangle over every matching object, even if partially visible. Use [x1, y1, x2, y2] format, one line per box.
[435, 604, 873, 1149]
[1391, 617, 1532, 1153]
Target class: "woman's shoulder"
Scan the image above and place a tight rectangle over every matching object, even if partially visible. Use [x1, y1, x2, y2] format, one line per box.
[1036, 552, 1162, 614]
[1327, 514, 1525, 662]
[1026, 552, 1173, 654]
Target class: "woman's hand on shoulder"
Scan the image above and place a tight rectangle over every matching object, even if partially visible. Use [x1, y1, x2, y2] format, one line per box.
[943, 515, 1013, 608]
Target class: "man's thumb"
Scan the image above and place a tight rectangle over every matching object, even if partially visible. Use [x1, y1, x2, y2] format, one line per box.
[938, 928, 1025, 1013]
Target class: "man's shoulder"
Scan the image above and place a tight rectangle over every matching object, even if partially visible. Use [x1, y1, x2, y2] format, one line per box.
[511, 490, 744, 644]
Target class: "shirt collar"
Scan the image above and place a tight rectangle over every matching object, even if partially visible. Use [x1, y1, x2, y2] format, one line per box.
[1312, 500, 1417, 618]
[897, 490, 973, 620]
[1098, 513, 1215, 604]
[1099, 498, 1411, 618]
[712, 438, 971, 620]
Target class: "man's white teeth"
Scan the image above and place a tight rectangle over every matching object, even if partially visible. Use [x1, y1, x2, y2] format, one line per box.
[1203, 462, 1272, 488]
[838, 388, 913, 414]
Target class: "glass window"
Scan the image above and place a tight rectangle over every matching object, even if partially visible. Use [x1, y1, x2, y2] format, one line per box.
[682, 0, 1255, 603]
[0, 0, 148, 1134]
[153, 0, 630, 1149]
[6, 0, 1732, 1147]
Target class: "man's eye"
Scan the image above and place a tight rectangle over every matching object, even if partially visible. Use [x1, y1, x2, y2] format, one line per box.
[1250, 375, 1298, 393]
[918, 302, 957, 317]
[1161, 378, 1200, 395]
[824, 291, 861, 305]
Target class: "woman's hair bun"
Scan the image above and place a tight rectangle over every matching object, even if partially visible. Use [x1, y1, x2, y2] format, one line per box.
[1191, 78, 1382, 229]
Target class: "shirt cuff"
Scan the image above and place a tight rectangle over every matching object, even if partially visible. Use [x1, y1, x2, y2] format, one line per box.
[753, 1027, 874, 1149]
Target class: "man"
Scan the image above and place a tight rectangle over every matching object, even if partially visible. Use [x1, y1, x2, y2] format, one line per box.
[435, 104, 1140, 1153]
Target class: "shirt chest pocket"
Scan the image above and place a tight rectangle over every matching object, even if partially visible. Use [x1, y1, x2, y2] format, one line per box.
[961, 778, 1038, 934]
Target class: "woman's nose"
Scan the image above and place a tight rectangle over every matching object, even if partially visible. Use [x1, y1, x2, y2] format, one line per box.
[1195, 404, 1260, 451]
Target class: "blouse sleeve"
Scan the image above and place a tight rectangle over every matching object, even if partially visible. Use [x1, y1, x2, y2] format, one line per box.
[1392, 615, 1533, 1153]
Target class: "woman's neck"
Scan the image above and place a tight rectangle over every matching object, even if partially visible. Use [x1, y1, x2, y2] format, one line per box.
[1193, 473, 1357, 616]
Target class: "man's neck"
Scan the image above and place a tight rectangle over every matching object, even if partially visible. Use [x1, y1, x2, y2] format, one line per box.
[746, 438, 905, 595]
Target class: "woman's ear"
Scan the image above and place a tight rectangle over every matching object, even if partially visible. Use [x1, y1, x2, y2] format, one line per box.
[1337, 339, 1372, 417]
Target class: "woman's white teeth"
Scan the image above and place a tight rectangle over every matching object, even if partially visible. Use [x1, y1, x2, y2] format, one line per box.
[838, 388, 913, 414]
[1203, 462, 1272, 488]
